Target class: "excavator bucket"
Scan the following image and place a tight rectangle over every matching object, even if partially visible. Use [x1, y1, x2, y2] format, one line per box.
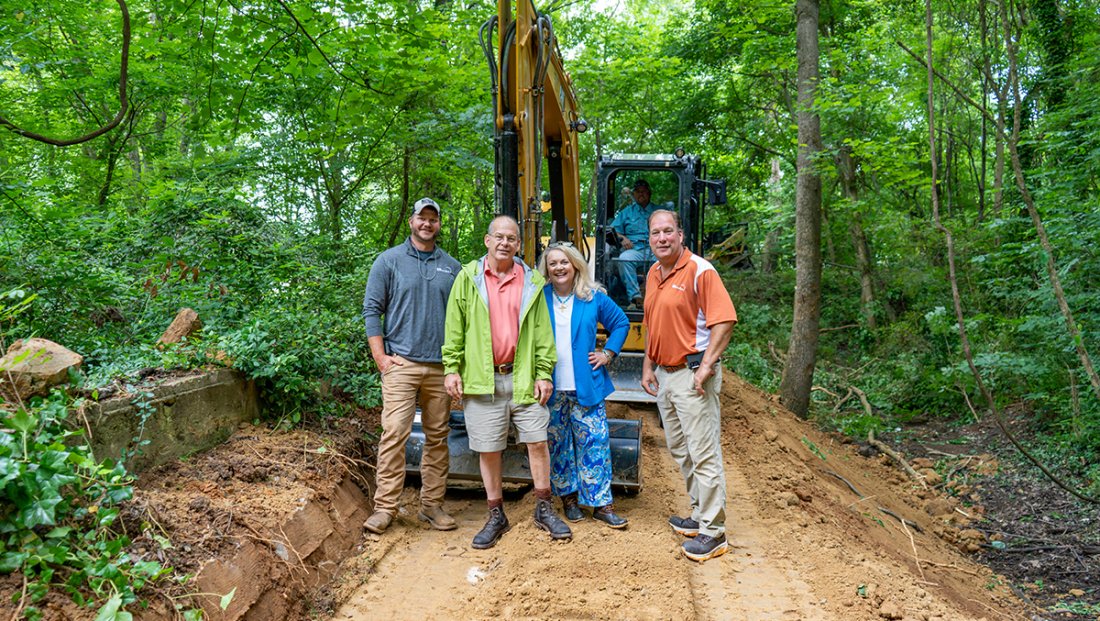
[606, 352, 654, 403]
[405, 410, 642, 493]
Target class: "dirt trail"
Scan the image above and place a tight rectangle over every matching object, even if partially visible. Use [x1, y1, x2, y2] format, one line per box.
[327, 375, 1029, 621]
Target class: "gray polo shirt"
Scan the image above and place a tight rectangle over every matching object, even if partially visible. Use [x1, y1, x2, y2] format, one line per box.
[363, 238, 461, 363]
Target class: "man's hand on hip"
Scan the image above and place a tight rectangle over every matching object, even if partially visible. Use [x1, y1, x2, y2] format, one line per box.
[641, 368, 659, 396]
[693, 363, 715, 395]
[375, 354, 404, 374]
[534, 379, 554, 405]
[444, 373, 464, 401]
[620, 237, 634, 250]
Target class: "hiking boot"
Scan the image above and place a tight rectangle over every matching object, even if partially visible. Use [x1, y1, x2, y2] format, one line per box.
[668, 515, 699, 537]
[534, 498, 573, 541]
[592, 505, 628, 529]
[363, 511, 393, 534]
[560, 493, 585, 522]
[418, 505, 457, 531]
[682, 534, 728, 562]
[471, 506, 511, 549]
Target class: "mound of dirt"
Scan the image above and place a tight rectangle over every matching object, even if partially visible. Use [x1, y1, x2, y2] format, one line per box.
[714, 373, 1025, 620]
[1, 421, 376, 621]
[127, 423, 374, 620]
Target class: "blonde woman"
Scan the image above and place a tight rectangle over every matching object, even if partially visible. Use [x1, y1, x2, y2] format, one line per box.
[538, 243, 631, 527]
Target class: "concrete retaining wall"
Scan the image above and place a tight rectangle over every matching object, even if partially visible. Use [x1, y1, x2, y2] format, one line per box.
[85, 368, 259, 472]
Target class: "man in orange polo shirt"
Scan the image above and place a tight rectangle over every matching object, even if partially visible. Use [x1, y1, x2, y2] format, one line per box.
[640, 209, 737, 562]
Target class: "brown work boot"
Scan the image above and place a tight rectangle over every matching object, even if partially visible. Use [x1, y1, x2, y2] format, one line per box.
[363, 511, 393, 534]
[418, 505, 458, 531]
[592, 504, 628, 529]
[560, 492, 585, 522]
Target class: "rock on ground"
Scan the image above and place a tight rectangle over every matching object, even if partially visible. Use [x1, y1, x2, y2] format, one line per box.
[157, 308, 202, 346]
[0, 338, 82, 403]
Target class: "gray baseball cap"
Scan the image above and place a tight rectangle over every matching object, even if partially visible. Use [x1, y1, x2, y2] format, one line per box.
[413, 197, 440, 216]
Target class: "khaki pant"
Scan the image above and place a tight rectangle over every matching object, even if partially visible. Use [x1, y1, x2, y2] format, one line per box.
[373, 357, 450, 515]
[655, 365, 726, 537]
[463, 372, 550, 452]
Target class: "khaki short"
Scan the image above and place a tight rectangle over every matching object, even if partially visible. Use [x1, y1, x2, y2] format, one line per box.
[463, 373, 549, 452]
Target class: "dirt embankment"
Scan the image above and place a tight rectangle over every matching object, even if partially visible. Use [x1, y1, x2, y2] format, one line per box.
[328, 374, 1026, 621]
[1, 421, 376, 621]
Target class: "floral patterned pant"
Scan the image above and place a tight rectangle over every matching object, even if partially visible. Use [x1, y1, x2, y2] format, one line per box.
[547, 391, 613, 507]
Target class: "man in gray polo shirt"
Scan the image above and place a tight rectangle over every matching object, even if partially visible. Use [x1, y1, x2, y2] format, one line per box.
[362, 197, 462, 534]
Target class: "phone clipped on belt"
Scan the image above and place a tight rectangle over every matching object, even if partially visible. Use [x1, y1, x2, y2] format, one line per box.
[686, 351, 705, 370]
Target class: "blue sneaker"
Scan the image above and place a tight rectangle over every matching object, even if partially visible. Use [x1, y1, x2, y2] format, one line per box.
[682, 534, 728, 562]
[668, 515, 699, 537]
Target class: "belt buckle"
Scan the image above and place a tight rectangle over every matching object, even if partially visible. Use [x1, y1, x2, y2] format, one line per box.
[495, 362, 514, 374]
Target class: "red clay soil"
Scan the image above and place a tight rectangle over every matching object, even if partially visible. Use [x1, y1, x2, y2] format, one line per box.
[1, 421, 376, 621]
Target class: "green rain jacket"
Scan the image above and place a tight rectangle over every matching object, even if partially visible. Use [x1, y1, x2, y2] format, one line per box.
[442, 257, 556, 404]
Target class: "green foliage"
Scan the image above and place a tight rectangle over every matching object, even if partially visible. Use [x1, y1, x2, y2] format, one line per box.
[214, 304, 382, 420]
[0, 392, 168, 620]
[723, 342, 777, 392]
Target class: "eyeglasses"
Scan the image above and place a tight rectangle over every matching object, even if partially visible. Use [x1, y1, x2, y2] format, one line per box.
[489, 233, 519, 244]
[547, 241, 574, 249]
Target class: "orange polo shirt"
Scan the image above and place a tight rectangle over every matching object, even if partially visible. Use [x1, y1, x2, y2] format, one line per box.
[485, 260, 523, 365]
[642, 249, 737, 367]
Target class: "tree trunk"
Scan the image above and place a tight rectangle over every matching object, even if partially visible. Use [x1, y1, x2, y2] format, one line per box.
[779, 0, 823, 418]
[821, 201, 836, 265]
[761, 228, 780, 274]
[837, 145, 877, 329]
[1002, 2, 1100, 403]
[387, 147, 411, 247]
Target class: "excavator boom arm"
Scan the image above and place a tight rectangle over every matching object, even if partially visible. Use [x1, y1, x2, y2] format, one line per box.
[482, 0, 585, 263]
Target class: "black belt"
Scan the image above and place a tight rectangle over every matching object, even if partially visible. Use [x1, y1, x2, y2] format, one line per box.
[494, 362, 514, 374]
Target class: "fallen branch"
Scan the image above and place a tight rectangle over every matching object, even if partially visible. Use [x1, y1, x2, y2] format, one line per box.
[825, 470, 924, 533]
[0, 0, 131, 146]
[954, 381, 981, 422]
[878, 507, 924, 534]
[898, 517, 925, 581]
[868, 429, 927, 489]
[767, 341, 786, 365]
[827, 470, 861, 496]
[810, 385, 839, 399]
[833, 387, 854, 412]
[923, 561, 985, 578]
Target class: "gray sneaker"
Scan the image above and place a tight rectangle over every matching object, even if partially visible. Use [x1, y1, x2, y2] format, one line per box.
[668, 515, 699, 537]
[682, 534, 728, 562]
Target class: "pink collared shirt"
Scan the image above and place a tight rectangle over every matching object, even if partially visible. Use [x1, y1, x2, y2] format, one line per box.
[485, 261, 523, 365]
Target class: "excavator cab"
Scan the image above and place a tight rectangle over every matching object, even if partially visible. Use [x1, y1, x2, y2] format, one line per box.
[594, 153, 728, 403]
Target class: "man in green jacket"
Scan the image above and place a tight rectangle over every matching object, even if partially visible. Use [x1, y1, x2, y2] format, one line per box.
[443, 215, 572, 549]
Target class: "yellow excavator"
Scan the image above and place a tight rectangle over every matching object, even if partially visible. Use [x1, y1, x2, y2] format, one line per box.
[406, 0, 728, 492]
